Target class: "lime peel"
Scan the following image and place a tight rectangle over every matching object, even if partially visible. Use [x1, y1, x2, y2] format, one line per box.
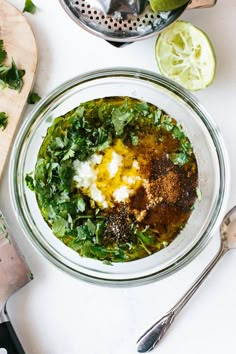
[155, 21, 216, 91]
[150, 0, 189, 12]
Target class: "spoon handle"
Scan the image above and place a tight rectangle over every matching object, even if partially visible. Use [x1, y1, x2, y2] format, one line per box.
[136, 242, 228, 353]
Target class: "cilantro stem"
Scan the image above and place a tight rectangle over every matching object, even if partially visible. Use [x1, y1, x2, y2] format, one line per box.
[139, 239, 151, 255]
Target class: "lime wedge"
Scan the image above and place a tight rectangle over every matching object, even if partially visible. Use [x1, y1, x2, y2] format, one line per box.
[150, 0, 189, 12]
[155, 21, 216, 91]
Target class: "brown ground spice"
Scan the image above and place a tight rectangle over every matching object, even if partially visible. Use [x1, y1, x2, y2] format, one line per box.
[104, 126, 198, 247]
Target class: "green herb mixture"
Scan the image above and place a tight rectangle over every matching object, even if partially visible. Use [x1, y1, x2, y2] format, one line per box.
[27, 97, 198, 263]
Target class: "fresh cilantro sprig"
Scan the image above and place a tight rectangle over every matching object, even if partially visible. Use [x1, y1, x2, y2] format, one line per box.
[0, 40, 25, 92]
[112, 103, 134, 136]
[4, 59, 25, 93]
[0, 112, 8, 131]
[23, 0, 37, 14]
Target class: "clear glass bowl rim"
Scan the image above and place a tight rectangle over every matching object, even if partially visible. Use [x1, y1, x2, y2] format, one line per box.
[9, 67, 230, 286]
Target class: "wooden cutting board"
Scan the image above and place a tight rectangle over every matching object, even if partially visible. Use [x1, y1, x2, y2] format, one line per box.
[0, 0, 37, 180]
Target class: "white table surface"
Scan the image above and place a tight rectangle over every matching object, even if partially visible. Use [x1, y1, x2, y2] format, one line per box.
[1, 1, 236, 353]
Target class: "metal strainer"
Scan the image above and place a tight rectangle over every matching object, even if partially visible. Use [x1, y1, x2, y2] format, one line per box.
[59, 0, 217, 44]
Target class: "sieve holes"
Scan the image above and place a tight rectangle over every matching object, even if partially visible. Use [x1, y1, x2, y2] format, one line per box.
[71, 0, 164, 35]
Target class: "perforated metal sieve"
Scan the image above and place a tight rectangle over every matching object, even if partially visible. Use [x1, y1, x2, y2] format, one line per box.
[59, 0, 217, 44]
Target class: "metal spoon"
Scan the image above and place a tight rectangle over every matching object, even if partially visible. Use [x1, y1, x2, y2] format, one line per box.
[136, 205, 236, 353]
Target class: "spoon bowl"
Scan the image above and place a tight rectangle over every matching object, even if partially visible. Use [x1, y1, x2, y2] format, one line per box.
[220, 205, 236, 250]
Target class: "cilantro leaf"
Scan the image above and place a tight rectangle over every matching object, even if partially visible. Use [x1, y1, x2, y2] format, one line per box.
[161, 115, 174, 131]
[86, 219, 96, 235]
[0, 40, 7, 65]
[172, 125, 185, 140]
[77, 226, 89, 241]
[77, 197, 86, 212]
[51, 137, 65, 150]
[23, 0, 37, 14]
[27, 91, 41, 104]
[62, 149, 75, 161]
[4, 59, 25, 92]
[135, 101, 150, 116]
[0, 40, 25, 92]
[0, 65, 10, 76]
[25, 173, 35, 191]
[52, 217, 68, 237]
[0, 112, 8, 130]
[0, 67, 9, 89]
[180, 137, 192, 155]
[112, 104, 134, 135]
[169, 152, 189, 166]
[75, 106, 84, 118]
[76, 219, 96, 241]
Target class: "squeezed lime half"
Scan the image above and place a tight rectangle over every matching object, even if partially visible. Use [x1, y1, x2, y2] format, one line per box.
[155, 21, 216, 91]
[150, 0, 189, 12]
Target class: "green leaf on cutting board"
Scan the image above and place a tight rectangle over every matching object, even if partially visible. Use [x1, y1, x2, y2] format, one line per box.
[4, 59, 25, 93]
[0, 112, 8, 131]
[0, 40, 7, 65]
[0, 40, 25, 93]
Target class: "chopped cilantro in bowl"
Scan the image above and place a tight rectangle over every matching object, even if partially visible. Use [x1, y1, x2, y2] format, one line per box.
[26, 97, 198, 263]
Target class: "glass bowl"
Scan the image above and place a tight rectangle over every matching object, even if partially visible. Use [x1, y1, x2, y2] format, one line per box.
[9, 68, 229, 286]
